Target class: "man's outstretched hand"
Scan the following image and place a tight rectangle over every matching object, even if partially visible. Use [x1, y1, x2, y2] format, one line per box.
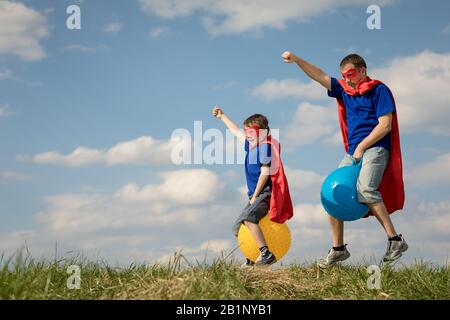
[282, 51, 299, 63]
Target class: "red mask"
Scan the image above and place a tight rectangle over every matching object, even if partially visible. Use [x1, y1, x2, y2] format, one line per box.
[341, 68, 360, 81]
[244, 125, 260, 137]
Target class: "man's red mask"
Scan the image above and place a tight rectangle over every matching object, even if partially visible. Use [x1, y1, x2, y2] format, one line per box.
[341, 68, 360, 81]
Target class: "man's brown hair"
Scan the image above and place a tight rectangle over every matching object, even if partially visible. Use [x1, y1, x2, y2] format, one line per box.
[243, 114, 269, 130]
[340, 54, 367, 69]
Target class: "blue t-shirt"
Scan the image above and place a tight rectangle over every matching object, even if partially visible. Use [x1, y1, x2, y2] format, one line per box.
[244, 140, 272, 197]
[328, 77, 395, 155]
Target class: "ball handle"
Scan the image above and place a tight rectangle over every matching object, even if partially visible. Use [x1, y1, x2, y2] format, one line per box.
[351, 157, 363, 166]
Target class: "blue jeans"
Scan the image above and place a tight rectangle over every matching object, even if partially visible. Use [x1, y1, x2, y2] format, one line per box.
[339, 146, 390, 204]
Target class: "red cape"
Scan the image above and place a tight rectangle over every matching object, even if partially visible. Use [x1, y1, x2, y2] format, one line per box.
[337, 78, 405, 215]
[259, 136, 294, 223]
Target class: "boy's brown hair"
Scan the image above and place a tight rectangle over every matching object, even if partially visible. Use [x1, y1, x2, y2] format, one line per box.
[243, 114, 269, 130]
[340, 53, 367, 69]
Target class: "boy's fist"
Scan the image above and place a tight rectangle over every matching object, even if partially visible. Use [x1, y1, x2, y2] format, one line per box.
[212, 106, 224, 119]
[282, 51, 298, 63]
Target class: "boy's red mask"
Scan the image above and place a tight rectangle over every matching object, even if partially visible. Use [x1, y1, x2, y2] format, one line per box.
[244, 125, 260, 137]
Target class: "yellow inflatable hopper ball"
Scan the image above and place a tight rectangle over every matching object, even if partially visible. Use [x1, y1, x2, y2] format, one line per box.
[237, 214, 291, 263]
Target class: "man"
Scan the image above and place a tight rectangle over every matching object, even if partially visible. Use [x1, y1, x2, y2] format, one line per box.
[282, 51, 407, 267]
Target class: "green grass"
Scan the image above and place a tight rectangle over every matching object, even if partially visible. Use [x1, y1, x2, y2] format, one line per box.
[1, 251, 448, 300]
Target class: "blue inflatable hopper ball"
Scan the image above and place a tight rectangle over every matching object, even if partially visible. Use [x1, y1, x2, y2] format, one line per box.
[320, 161, 369, 221]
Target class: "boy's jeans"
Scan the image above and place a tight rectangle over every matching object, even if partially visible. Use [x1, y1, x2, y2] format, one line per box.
[339, 146, 390, 204]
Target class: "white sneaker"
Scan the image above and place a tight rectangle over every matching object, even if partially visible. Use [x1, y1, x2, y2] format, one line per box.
[383, 235, 408, 262]
[318, 245, 350, 268]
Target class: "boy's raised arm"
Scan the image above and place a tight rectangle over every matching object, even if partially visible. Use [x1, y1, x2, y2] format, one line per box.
[282, 51, 332, 91]
[212, 106, 246, 142]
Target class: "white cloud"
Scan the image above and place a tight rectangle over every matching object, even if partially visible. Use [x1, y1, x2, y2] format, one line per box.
[0, 104, 15, 117]
[32, 146, 103, 167]
[407, 152, 450, 185]
[325, 131, 344, 146]
[28, 136, 177, 167]
[0, 1, 49, 60]
[415, 201, 450, 234]
[149, 26, 169, 38]
[372, 50, 450, 135]
[291, 202, 328, 228]
[284, 167, 324, 201]
[0, 171, 31, 181]
[251, 79, 326, 101]
[115, 169, 222, 205]
[284, 102, 338, 148]
[105, 136, 175, 165]
[34, 168, 224, 234]
[104, 22, 123, 33]
[139, 0, 394, 35]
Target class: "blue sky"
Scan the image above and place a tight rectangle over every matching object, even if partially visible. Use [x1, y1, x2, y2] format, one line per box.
[0, 0, 449, 265]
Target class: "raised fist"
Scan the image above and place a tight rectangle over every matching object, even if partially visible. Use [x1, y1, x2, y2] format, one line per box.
[212, 106, 224, 119]
[282, 51, 298, 63]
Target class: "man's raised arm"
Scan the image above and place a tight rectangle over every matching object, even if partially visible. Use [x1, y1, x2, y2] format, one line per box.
[282, 51, 332, 91]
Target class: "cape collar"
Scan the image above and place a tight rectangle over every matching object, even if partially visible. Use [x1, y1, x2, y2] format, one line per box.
[338, 76, 382, 96]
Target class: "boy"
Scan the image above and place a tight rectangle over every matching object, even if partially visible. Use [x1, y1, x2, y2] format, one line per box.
[212, 106, 293, 266]
[281, 51, 408, 267]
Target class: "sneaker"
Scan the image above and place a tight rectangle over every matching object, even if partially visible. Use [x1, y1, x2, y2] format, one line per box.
[255, 252, 277, 266]
[240, 258, 255, 268]
[318, 245, 351, 268]
[383, 234, 408, 262]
